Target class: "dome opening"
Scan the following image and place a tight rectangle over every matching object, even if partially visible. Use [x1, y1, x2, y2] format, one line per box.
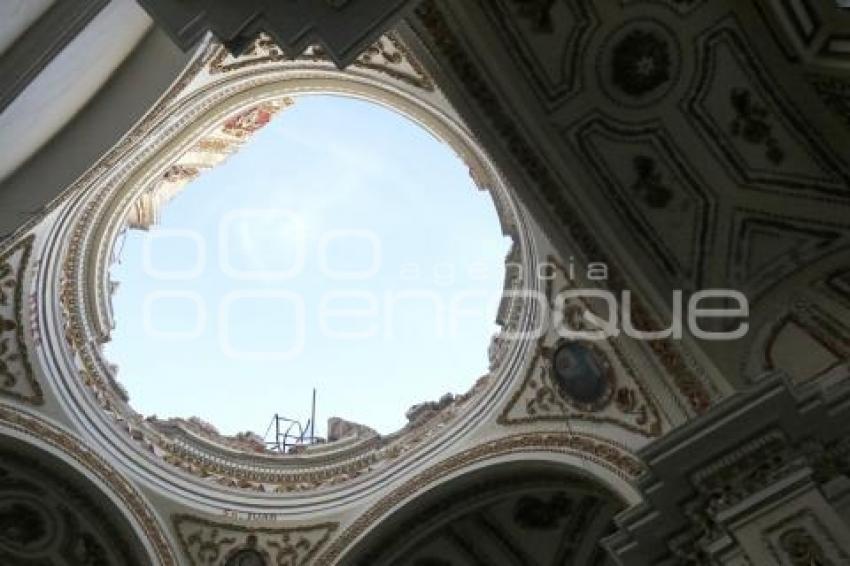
[104, 95, 511, 441]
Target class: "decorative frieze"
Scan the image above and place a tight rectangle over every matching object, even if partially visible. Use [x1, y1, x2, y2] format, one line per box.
[173, 515, 338, 566]
[0, 236, 41, 405]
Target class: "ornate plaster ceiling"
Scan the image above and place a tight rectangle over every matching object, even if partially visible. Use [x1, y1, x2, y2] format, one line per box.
[404, 0, 850, 387]
[345, 465, 622, 566]
[0, 2, 847, 564]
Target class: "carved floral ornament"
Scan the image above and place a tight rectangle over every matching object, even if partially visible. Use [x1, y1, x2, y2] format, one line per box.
[173, 515, 339, 566]
[34, 31, 555, 516]
[497, 257, 667, 438]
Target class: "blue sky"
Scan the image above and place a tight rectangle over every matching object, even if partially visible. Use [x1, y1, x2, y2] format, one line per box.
[105, 95, 510, 438]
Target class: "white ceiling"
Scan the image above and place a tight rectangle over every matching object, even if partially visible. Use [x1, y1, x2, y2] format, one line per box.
[0, 0, 151, 183]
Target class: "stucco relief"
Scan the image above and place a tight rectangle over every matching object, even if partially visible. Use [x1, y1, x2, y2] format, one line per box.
[5, 2, 849, 564]
[413, 0, 720, 413]
[174, 515, 338, 566]
[763, 509, 850, 566]
[36, 28, 546, 534]
[478, 0, 598, 108]
[571, 117, 716, 291]
[498, 259, 665, 438]
[411, 0, 850, 404]
[0, 235, 41, 405]
[598, 19, 681, 108]
[209, 33, 434, 92]
[685, 22, 850, 199]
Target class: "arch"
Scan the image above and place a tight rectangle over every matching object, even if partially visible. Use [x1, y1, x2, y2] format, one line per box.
[335, 453, 637, 565]
[0, 405, 176, 565]
[318, 434, 643, 564]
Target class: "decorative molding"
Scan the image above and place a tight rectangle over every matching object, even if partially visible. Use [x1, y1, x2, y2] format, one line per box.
[0, 235, 41, 405]
[620, 0, 707, 16]
[42, 27, 534, 513]
[778, 528, 833, 565]
[350, 473, 620, 565]
[316, 431, 643, 564]
[809, 74, 850, 132]
[126, 99, 293, 230]
[500, 350, 663, 437]
[755, 0, 850, 70]
[684, 21, 850, 200]
[761, 297, 850, 383]
[571, 117, 716, 291]
[777, 0, 822, 46]
[413, 0, 717, 414]
[208, 32, 435, 91]
[498, 258, 665, 437]
[0, 404, 177, 565]
[477, 0, 599, 109]
[173, 514, 338, 566]
[764, 509, 849, 566]
[597, 19, 681, 108]
[822, 267, 850, 309]
[688, 431, 803, 515]
[726, 208, 849, 303]
[668, 429, 849, 562]
[604, 375, 850, 564]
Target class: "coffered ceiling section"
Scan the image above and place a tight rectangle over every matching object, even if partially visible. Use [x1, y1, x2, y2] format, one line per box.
[407, 0, 850, 377]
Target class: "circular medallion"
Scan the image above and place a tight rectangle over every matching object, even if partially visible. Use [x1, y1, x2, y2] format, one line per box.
[598, 20, 680, 107]
[551, 342, 613, 409]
